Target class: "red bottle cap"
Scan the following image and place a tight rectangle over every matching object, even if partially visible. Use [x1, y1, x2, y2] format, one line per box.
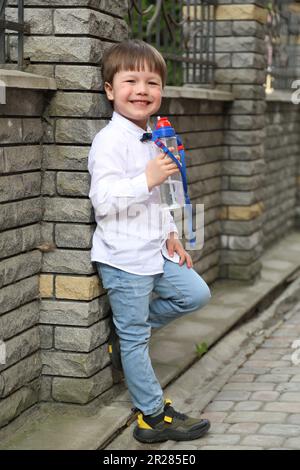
[156, 117, 172, 129]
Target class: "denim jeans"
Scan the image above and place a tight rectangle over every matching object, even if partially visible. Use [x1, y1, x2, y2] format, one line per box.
[96, 257, 211, 416]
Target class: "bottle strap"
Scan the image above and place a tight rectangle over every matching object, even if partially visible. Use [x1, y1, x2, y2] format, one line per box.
[152, 137, 196, 246]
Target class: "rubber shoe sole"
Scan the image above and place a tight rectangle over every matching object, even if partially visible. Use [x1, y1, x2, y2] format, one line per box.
[133, 419, 210, 444]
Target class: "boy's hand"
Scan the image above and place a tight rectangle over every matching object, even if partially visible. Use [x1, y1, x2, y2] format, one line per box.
[166, 232, 193, 269]
[145, 148, 180, 191]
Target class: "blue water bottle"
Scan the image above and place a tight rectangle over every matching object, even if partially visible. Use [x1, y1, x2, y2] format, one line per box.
[152, 117, 185, 210]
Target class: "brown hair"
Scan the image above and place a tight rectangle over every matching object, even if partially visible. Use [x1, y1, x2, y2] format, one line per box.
[102, 39, 167, 87]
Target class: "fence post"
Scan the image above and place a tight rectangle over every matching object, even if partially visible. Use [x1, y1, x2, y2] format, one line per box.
[215, 0, 269, 283]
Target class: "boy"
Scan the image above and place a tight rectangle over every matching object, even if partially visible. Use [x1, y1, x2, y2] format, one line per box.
[88, 39, 211, 444]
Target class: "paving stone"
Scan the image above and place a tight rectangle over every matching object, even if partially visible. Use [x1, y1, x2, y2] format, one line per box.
[279, 393, 300, 402]
[271, 367, 300, 375]
[287, 415, 300, 425]
[262, 338, 292, 348]
[284, 437, 300, 449]
[256, 374, 292, 383]
[290, 375, 300, 382]
[191, 434, 241, 447]
[214, 391, 251, 401]
[238, 367, 270, 375]
[199, 412, 228, 423]
[223, 383, 275, 391]
[264, 402, 300, 413]
[249, 350, 287, 361]
[227, 423, 260, 434]
[241, 434, 284, 448]
[234, 401, 263, 411]
[282, 354, 295, 361]
[224, 412, 287, 424]
[205, 423, 230, 434]
[228, 374, 255, 383]
[205, 401, 235, 412]
[245, 360, 290, 368]
[259, 424, 300, 436]
[272, 329, 300, 337]
[276, 383, 300, 392]
[251, 391, 280, 401]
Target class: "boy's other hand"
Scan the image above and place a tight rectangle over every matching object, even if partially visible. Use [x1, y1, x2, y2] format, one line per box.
[166, 232, 193, 269]
[145, 147, 180, 191]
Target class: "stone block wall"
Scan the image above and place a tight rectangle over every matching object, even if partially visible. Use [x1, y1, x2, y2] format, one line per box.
[0, 86, 46, 427]
[158, 98, 227, 285]
[12, 0, 129, 405]
[263, 100, 300, 246]
[214, 1, 268, 282]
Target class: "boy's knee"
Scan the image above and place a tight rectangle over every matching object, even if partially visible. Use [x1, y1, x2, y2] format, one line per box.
[189, 283, 211, 311]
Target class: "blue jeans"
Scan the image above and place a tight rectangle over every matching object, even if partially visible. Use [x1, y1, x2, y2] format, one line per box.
[96, 257, 211, 416]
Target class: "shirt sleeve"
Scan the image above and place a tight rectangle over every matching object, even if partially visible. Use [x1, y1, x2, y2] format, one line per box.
[167, 210, 179, 236]
[88, 132, 151, 217]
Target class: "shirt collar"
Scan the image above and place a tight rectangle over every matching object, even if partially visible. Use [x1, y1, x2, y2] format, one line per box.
[111, 111, 152, 138]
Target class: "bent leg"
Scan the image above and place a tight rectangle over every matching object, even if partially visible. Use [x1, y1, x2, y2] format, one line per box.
[149, 258, 211, 329]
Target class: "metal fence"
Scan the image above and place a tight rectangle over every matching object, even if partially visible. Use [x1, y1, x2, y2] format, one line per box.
[127, 0, 217, 87]
[0, 0, 28, 68]
[265, 0, 300, 91]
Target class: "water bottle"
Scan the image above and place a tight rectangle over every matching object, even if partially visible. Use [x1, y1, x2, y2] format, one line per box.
[153, 117, 185, 210]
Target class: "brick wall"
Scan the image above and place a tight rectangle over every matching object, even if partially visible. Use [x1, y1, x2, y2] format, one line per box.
[158, 98, 227, 285]
[263, 100, 300, 246]
[213, 1, 268, 282]
[0, 85, 46, 427]
[15, 0, 129, 406]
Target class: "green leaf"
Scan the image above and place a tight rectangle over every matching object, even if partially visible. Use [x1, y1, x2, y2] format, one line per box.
[195, 341, 208, 358]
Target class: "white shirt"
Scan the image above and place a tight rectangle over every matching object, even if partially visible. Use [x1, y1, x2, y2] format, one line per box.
[88, 111, 180, 275]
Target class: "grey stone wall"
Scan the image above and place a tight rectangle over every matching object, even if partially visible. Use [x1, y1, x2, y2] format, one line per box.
[0, 87, 45, 428]
[158, 99, 226, 285]
[17, 0, 128, 406]
[214, 3, 268, 282]
[263, 101, 300, 246]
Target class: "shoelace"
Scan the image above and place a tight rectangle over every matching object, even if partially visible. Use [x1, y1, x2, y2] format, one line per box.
[165, 404, 188, 421]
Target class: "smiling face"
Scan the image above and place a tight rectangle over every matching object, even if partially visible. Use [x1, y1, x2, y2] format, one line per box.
[104, 64, 163, 130]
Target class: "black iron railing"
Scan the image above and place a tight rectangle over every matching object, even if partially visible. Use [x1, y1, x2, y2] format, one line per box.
[0, 0, 28, 68]
[127, 0, 217, 87]
[265, 0, 300, 91]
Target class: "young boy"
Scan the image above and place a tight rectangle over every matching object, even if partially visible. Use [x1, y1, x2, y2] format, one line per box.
[88, 39, 212, 444]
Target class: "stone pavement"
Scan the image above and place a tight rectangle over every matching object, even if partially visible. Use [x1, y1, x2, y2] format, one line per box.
[107, 298, 300, 450]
